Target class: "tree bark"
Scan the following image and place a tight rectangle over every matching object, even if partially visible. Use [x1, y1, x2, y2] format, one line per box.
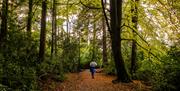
[110, 0, 131, 83]
[27, 0, 33, 37]
[39, 0, 47, 63]
[102, 13, 108, 66]
[131, 40, 137, 74]
[1, 0, 8, 85]
[51, 0, 57, 57]
[0, 0, 8, 45]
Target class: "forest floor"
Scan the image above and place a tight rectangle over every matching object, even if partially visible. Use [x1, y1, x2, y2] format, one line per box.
[42, 69, 151, 91]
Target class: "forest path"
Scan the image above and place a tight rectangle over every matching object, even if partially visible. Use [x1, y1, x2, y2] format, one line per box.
[44, 69, 151, 91]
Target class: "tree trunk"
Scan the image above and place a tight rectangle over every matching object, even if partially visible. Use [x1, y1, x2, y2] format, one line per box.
[78, 30, 81, 72]
[39, 0, 47, 63]
[102, 14, 108, 66]
[66, 1, 69, 38]
[0, 0, 8, 45]
[51, 0, 57, 57]
[130, 0, 139, 75]
[27, 0, 33, 37]
[131, 40, 137, 74]
[54, 15, 57, 55]
[110, 0, 131, 83]
[92, 16, 96, 61]
[87, 20, 90, 45]
[1, 0, 8, 85]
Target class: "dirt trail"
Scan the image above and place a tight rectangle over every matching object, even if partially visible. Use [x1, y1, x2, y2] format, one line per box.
[45, 69, 151, 91]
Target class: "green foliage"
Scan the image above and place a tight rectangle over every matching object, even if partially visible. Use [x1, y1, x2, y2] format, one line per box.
[104, 60, 116, 75]
[40, 57, 62, 75]
[0, 30, 66, 90]
[61, 38, 80, 72]
[0, 31, 39, 90]
[134, 45, 180, 91]
[39, 56, 65, 82]
[151, 46, 180, 91]
[80, 43, 102, 68]
[135, 58, 154, 82]
[80, 46, 92, 68]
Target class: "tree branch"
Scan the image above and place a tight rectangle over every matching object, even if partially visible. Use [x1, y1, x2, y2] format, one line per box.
[136, 41, 160, 61]
[55, 2, 80, 6]
[121, 38, 160, 61]
[101, 0, 111, 34]
[121, 38, 133, 41]
[80, 0, 102, 10]
[122, 24, 149, 45]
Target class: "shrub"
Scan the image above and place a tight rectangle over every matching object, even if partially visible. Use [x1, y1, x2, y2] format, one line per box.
[0, 31, 39, 90]
[151, 46, 180, 91]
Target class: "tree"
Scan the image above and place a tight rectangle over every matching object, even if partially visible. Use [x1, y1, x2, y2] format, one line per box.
[39, 0, 47, 63]
[92, 14, 97, 61]
[102, 0, 108, 66]
[130, 0, 139, 76]
[66, 0, 69, 38]
[51, 0, 57, 57]
[0, 0, 8, 45]
[110, 0, 131, 83]
[27, 0, 33, 37]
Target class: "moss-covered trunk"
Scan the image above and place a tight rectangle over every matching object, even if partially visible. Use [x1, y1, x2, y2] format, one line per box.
[110, 0, 131, 83]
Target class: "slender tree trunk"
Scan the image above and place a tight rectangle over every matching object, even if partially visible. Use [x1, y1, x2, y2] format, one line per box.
[102, 14, 108, 66]
[87, 28, 90, 45]
[66, 0, 69, 38]
[92, 16, 96, 61]
[1, 0, 8, 85]
[39, 0, 47, 63]
[0, 0, 8, 45]
[102, 0, 108, 66]
[54, 16, 57, 55]
[27, 0, 33, 37]
[130, 0, 139, 75]
[110, 0, 131, 83]
[131, 40, 137, 74]
[78, 30, 81, 72]
[51, 0, 57, 57]
[87, 20, 90, 45]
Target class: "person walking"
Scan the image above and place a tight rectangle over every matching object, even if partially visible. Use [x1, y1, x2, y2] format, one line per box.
[89, 61, 97, 79]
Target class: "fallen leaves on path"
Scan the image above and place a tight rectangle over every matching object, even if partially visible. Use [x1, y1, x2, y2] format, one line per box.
[44, 69, 151, 91]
